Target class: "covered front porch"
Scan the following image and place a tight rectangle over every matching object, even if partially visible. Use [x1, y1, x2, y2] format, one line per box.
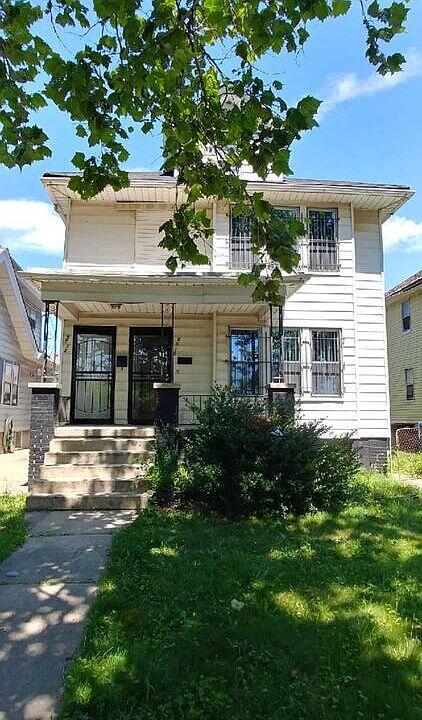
[25, 271, 303, 428]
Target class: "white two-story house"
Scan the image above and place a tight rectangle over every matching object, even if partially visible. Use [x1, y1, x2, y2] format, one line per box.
[23, 170, 413, 509]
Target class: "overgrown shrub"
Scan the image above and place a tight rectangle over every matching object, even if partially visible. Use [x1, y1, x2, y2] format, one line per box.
[146, 425, 180, 503]
[149, 387, 361, 517]
[392, 450, 422, 478]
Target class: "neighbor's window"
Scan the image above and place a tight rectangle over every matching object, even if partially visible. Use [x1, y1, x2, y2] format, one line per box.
[402, 299, 411, 332]
[2, 361, 19, 406]
[230, 329, 260, 396]
[405, 368, 414, 401]
[311, 329, 342, 396]
[26, 304, 41, 349]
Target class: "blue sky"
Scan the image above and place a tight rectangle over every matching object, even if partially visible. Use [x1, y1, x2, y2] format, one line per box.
[0, 3, 421, 290]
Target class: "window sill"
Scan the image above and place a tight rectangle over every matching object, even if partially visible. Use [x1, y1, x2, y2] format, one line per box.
[306, 269, 341, 276]
[307, 394, 344, 402]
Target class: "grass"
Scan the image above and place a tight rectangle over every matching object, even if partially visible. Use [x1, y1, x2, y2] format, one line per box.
[391, 451, 422, 478]
[59, 472, 421, 720]
[0, 493, 26, 562]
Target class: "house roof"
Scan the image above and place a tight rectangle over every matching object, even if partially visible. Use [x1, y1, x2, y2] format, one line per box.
[385, 269, 422, 301]
[41, 171, 414, 224]
[0, 247, 42, 363]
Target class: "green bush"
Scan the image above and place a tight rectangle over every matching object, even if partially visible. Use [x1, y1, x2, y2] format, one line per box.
[146, 425, 180, 502]
[151, 387, 361, 517]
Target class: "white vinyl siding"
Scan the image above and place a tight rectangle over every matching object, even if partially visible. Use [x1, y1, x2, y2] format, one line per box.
[0, 291, 38, 438]
[354, 208, 389, 437]
[58, 201, 390, 441]
[66, 204, 136, 267]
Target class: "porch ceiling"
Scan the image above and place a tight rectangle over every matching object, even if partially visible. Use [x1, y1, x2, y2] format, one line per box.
[63, 300, 265, 318]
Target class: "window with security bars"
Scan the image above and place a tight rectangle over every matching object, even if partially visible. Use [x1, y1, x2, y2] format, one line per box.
[402, 299, 411, 332]
[405, 368, 414, 401]
[308, 209, 339, 271]
[311, 330, 341, 396]
[229, 213, 256, 269]
[271, 328, 302, 392]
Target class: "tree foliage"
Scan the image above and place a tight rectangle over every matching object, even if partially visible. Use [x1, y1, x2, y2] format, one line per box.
[0, 0, 410, 300]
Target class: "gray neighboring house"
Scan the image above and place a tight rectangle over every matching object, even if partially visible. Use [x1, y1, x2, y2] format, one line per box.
[0, 247, 43, 450]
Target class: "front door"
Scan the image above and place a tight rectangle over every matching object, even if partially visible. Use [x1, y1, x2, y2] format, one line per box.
[71, 326, 116, 424]
[129, 327, 173, 424]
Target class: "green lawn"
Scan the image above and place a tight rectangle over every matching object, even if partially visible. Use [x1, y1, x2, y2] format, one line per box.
[59, 473, 421, 720]
[0, 493, 26, 562]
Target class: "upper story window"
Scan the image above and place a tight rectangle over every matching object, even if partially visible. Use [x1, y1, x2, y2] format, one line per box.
[307, 209, 339, 272]
[229, 207, 300, 270]
[311, 329, 342, 396]
[405, 368, 414, 401]
[229, 213, 256, 270]
[401, 299, 411, 332]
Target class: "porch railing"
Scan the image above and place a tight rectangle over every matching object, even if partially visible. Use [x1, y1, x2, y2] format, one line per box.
[179, 394, 211, 425]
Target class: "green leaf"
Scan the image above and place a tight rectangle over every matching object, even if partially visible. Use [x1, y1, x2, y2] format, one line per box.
[332, 1, 351, 17]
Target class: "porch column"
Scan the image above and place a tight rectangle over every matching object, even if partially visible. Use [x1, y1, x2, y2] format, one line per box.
[27, 382, 60, 488]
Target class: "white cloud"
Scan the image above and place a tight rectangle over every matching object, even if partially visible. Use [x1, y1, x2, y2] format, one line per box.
[318, 48, 422, 119]
[382, 215, 422, 253]
[0, 200, 64, 255]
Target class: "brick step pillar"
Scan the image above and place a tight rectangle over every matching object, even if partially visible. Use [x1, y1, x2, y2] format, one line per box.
[28, 383, 61, 489]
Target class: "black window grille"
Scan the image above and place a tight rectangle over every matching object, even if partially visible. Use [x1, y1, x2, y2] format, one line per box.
[405, 368, 414, 401]
[311, 329, 342, 396]
[271, 329, 301, 392]
[229, 329, 261, 395]
[402, 300, 411, 332]
[229, 213, 256, 269]
[308, 209, 339, 271]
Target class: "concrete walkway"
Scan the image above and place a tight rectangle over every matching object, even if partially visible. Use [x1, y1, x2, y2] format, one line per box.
[392, 472, 422, 490]
[0, 510, 137, 720]
[0, 450, 29, 495]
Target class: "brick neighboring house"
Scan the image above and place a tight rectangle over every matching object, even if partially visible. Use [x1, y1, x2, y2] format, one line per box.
[386, 270, 422, 445]
[0, 247, 43, 450]
[23, 170, 413, 509]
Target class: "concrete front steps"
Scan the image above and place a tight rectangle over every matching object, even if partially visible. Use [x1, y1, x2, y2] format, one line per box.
[27, 425, 155, 511]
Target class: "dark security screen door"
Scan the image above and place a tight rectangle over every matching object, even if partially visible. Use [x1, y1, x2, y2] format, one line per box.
[71, 327, 115, 423]
[129, 327, 172, 424]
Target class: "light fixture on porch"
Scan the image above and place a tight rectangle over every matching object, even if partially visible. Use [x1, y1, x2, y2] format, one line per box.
[109, 302, 122, 310]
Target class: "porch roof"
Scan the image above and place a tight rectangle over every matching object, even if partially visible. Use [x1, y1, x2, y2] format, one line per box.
[22, 269, 305, 319]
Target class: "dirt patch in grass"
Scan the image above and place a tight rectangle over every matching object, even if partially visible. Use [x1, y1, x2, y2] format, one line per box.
[59, 473, 421, 720]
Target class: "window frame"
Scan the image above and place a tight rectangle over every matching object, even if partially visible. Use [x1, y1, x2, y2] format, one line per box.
[271, 327, 302, 394]
[307, 208, 339, 272]
[310, 328, 342, 397]
[1, 360, 20, 406]
[405, 368, 414, 402]
[229, 327, 261, 396]
[401, 299, 411, 333]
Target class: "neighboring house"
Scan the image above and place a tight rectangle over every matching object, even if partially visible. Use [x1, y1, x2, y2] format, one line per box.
[23, 170, 413, 507]
[0, 247, 43, 450]
[386, 270, 422, 442]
